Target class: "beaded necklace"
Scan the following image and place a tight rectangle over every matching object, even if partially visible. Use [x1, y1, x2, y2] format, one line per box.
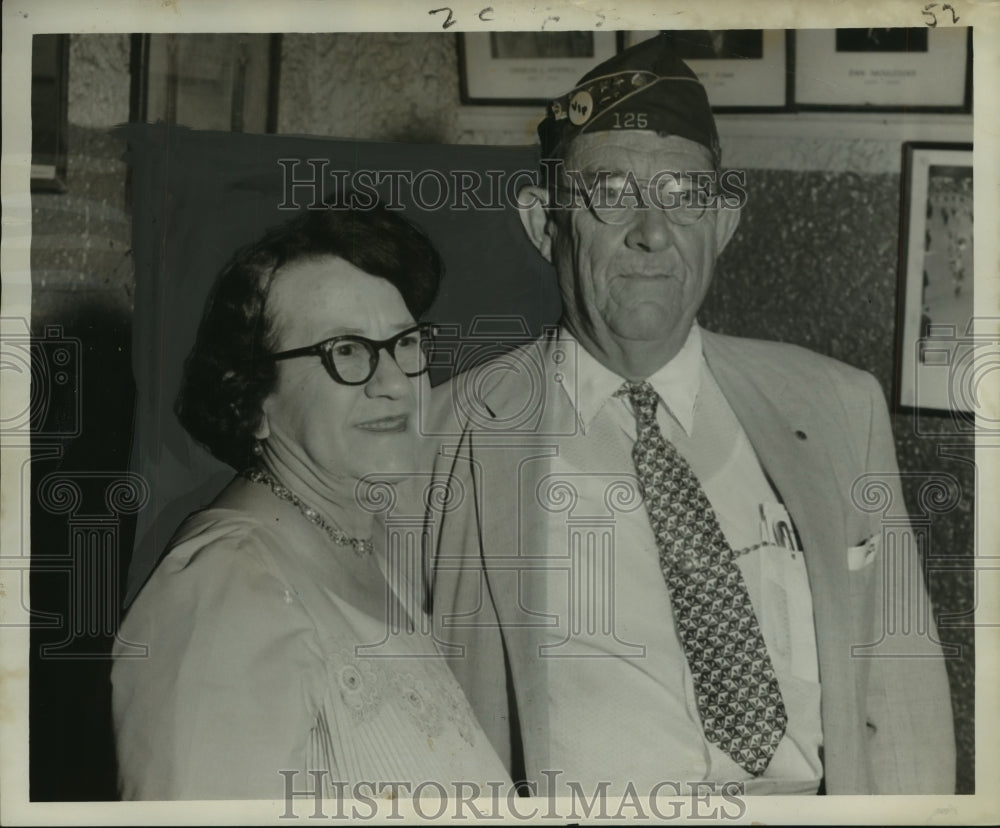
[242, 467, 374, 557]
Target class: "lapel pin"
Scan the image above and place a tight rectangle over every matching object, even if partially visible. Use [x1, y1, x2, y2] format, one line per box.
[795, 430, 807, 441]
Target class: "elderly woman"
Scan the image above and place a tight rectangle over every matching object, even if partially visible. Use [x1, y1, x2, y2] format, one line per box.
[111, 204, 510, 800]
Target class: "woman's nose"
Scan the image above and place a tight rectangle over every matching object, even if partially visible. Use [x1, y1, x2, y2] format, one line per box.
[364, 348, 411, 399]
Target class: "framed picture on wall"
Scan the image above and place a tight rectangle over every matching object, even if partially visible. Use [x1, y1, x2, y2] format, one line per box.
[130, 33, 281, 132]
[31, 34, 69, 191]
[620, 29, 789, 111]
[794, 27, 971, 111]
[896, 142, 973, 412]
[458, 31, 618, 105]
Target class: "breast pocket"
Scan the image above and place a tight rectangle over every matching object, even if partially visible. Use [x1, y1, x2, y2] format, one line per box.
[756, 545, 820, 684]
[847, 533, 881, 571]
[844, 534, 883, 653]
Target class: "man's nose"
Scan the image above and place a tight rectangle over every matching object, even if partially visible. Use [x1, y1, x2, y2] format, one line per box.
[623, 205, 676, 253]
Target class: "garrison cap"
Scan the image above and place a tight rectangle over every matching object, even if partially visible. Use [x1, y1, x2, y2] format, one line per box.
[537, 32, 721, 167]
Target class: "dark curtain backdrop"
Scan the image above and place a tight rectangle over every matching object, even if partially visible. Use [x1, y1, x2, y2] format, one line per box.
[121, 125, 558, 605]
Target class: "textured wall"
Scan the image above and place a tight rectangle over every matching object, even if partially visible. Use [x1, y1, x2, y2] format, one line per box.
[30, 43, 135, 801]
[29, 34, 143, 802]
[33, 34, 132, 329]
[278, 33, 460, 143]
[67, 33, 131, 128]
[701, 170, 975, 791]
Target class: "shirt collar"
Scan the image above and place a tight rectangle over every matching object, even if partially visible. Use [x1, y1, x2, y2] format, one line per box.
[557, 323, 703, 436]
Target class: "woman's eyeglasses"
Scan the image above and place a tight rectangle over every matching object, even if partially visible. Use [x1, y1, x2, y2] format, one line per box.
[268, 323, 432, 386]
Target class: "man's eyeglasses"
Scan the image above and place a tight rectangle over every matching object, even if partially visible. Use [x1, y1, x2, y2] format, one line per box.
[268, 324, 432, 386]
[554, 174, 717, 227]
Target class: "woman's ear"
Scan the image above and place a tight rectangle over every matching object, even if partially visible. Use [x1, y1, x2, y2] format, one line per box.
[517, 185, 554, 263]
[252, 405, 270, 441]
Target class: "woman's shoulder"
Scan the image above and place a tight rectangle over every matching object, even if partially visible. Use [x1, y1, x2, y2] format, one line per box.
[111, 507, 331, 800]
[169, 505, 274, 560]
[121, 506, 304, 639]
[151, 507, 282, 587]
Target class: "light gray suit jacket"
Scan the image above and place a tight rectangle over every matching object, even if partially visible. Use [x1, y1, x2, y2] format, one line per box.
[427, 329, 956, 794]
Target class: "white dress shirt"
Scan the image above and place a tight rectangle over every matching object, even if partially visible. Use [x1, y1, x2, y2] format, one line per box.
[537, 323, 823, 796]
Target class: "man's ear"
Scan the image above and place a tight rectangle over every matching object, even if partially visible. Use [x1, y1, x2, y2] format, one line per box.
[713, 203, 741, 255]
[517, 185, 554, 263]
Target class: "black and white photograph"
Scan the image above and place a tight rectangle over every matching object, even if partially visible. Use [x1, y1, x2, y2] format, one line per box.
[1, 0, 996, 825]
[489, 31, 596, 59]
[897, 143, 975, 412]
[835, 27, 929, 53]
[663, 29, 765, 60]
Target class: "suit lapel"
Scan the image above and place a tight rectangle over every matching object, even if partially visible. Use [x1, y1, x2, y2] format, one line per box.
[470, 333, 868, 788]
[470, 347, 568, 774]
[703, 333, 865, 790]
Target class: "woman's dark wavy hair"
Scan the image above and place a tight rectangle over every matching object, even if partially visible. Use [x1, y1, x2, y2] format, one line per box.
[175, 202, 442, 470]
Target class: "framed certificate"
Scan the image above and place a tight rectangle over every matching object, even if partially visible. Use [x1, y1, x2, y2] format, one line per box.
[621, 29, 790, 111]
[131, 33, 282, 132]
[30, 34, 69, 191]
[458, 31, 618, 105]
[794, 27, 971, 111]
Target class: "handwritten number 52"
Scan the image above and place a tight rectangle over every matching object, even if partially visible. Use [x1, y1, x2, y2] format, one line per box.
[922, 3, 960, 27]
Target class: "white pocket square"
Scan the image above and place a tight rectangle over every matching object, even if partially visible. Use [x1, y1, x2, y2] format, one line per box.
[847, 534, 881, 570]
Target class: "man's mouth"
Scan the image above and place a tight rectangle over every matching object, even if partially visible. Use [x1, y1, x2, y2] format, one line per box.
[619, 271, 672, 280]
[355, 414, 409, 433]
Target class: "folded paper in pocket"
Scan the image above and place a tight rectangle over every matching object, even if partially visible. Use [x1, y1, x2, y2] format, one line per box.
[847, 534, 881, 571]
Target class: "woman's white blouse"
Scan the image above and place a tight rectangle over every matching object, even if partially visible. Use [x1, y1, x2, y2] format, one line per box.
[112, 507, 511, 800]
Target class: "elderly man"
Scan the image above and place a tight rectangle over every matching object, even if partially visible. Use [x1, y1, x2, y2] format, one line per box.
[428, 34, 954, 797]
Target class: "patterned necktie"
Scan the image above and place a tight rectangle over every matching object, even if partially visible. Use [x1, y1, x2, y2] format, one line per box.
[618, 380, 787, 776]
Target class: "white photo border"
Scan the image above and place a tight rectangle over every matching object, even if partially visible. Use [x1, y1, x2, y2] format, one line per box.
[2, 1, 999, 826]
